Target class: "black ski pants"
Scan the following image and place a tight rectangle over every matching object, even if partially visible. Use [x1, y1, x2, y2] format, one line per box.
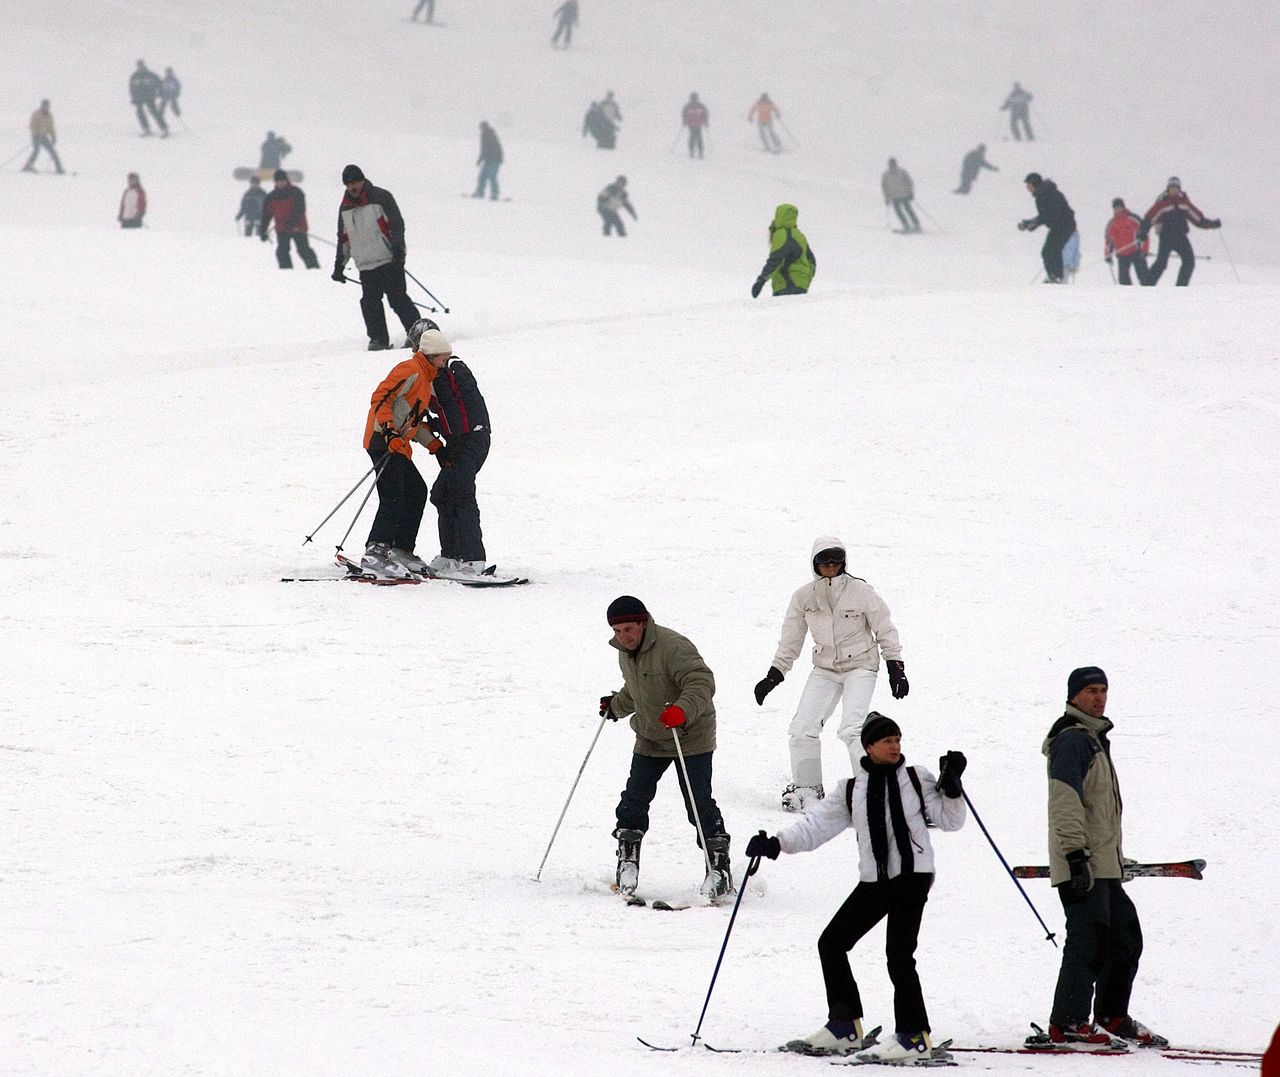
[275, 232, 319, 269]
[599, 208, 626, 236]
[552, 18, 573, 46]
[1050, 879, 1143, 1027]
[1116, 253, 1149, 285]
[135, 99, 168, 134]
[358, 261, 420, 347]
[818, 872, 933, 1032]
[1041, 225, 1073, 281]
[366, 448, 428, 553]
[429, 432, 489, 562]
[1146, 233, 1195, 286]
[891, 199, 920, 232]
[615, 749, 726, 845]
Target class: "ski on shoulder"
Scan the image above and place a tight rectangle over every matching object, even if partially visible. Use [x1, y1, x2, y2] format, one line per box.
[1012, 859, 1205, 881]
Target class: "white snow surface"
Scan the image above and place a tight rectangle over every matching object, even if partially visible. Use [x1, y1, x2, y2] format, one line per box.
[4, 2, 1279, 1074]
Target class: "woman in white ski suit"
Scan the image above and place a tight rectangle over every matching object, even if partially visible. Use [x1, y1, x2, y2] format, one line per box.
[754, 536, 906, 809]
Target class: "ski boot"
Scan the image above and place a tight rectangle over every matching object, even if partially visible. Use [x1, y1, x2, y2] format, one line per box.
[856, 1030, 933, 1063]
[1039, 1021, 1118, 1050]
[699, 835, 735, 899]
[389, 547, 429, 576]
[1097, 1016, 1167, 1047]
[781, 1018, 868, 1056]
[615, 828, 643, 897]
[361, 542, 413, 579]
[781, 783, 824, 812]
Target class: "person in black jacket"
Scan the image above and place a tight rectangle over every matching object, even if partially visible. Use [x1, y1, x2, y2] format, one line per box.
[1018, 173, 1077, 283]
[236, 176, 266, 237]
[1138, 177, 1221, 287]
[473, 121, 503, 199]
[259, 171, 320, 268]
[129, 60, 168, 137]
[953, 143, 997, 194]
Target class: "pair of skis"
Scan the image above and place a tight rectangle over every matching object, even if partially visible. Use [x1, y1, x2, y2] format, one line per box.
[280, 552, 529, 588]
[1011, 859, 1205, 881]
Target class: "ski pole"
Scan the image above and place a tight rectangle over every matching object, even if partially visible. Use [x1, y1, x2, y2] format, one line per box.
[670, 725, 714, 881]
[961, 789, 1057, 947]
[404, 267, 450, 313]
[913, 197, 947, 236]
[337, 272, 435, 310]
[688, 853, 762, 1047]
[302, 459, 384, 545]
[1107, 259, 1117, 283]
[533, 713, 609, 882]
[306, 231, 338, 248]
[1217, 229, 1242, 282]
[777, 115, 799, 148]
[3, 144, 30, 169]
[335, 448, 397, 554]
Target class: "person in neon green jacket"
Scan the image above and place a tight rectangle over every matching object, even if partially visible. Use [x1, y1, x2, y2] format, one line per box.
[752, 203, 816, 297]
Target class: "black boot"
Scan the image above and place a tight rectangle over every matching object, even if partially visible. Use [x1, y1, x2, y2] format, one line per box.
[700, 834, 735, 899]
[615, 828, 643, 896]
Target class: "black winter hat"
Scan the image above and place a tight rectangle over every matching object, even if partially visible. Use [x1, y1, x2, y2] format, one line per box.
[272, 169, 288, 182]
[1024, 172, 1042, 185]
[342, 164, 365, 184]
[606, 595, 650, 626]
[1067, 666, 1108, 701]
[860, 711, 902, 749]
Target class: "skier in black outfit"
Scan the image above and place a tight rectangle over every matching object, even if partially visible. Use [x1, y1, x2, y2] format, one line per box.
[1138, 177, 1222, 287]
[954, 143, 997, 194]
[129, 60, 168, 136]
[552, 0, 579, 48]
[1018, 173, 1076, 283]
[236, 176, 266, 237]
[597, 175, 636, 236]
[582, 101, 617, 149]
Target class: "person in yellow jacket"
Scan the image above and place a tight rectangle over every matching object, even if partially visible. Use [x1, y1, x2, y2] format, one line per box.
[23, 100, 64, 174]
[752, 203, 815, 297]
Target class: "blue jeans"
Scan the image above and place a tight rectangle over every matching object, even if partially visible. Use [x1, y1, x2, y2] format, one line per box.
[473, 160, 500, 199]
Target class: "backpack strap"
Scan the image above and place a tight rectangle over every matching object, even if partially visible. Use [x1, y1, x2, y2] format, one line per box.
[907, 766, 935, 828]
[845, 776, 856, 817]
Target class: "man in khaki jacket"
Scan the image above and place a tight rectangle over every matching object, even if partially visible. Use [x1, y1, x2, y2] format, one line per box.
[600, 596, 732, 901]
[24, 100, 63, 174]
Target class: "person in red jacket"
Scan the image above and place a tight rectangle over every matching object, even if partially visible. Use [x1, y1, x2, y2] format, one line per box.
[118, 172, 146, 228]
[1103, 198, 1149, 286]
[1139, 177, 1221, 287]
[258, 170, 319, 269]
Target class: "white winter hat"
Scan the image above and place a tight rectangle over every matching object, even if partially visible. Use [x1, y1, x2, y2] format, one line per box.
[416, 328, 452, 355]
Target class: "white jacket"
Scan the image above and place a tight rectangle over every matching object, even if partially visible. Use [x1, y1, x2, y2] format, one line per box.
[770, 535, 902, 675]
[778, 767, 965, 882]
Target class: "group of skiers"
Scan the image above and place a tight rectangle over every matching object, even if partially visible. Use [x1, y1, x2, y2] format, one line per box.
[129, 60, 181, 137]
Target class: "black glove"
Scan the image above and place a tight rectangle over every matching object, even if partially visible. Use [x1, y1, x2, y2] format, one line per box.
[435, 445, 453, 468]
[1104, 255, 1113, 264]
[1065, 849, 1094, 894]
[1137, 228, 1149, 244]
[753, 666, 784, 705]
[750, 278, 764, 298]
[599, 694, 619, 720]
[258, 229, 269, 242]
[391, 243, 406, 263]
[938, 750, 967, 798]
[331, 268, 346, 283]
[886, 660, 909, 699]
[745, 830, 781, 860]
[1209, 218, 1222, 229]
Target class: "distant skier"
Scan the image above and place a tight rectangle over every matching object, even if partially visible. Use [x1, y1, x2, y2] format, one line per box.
[1138, 177, 1221, 287]
[410, 0, 436, 23]
[1018, 172, 1076, 283]
[597, 175, 636, 236]
[600, 90, 623, 127]
[23, 99, 63, 174]
[881, 158, 919, 233]
[473, 121, 503, 199]
[953, 143, 997, 194]
[1104, 198, 1149, 285]
[129, 60, 168, 137]
[235, 175, 266, 237]
[751, 203, 816, 297]
[1001, 81, 1034, 140]
[682, 92, 709, 158]
[551, 0, 578, 48]
[748, 93, 782, 153]
[259, 171, 320, 269]
[581, 100, 616, 149]
[259, 131, 292, 172]
[118, 172, 146, 228]
[159, 67, 182, 120]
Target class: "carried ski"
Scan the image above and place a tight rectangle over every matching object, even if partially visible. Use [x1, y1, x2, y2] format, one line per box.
[1012, 859, 1205, 881]
[234, 167, 303, 182]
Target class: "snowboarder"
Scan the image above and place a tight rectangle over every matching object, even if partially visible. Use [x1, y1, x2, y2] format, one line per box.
[551, 0, 578, 48]
[1104, 198, 1150, 285]
[596, 175, 636, 236]
[129, 60, 168, 137]
[159, 67, 182, 120]
[473, 121, 503, 199]
[235, 176, 266, 237]
[1138, 177, 1221, 287]
[752, 538, 905, 811]
[599, 90, 623, 127]
[1001, 81, 1034, 140]
[359, 335, 444, 579]
[117, 172, 146, 228]
[259, 131, 291, 172]
[1018, 172, 1076, 283]
[881, 158, 919, 233]
[748, 93, 782, 153]
[259, 170, 320, 269]
[745, 714, 967, 1060]
[1040, 667, 1167, 1048]
[751, 203, 816, 298]
[410, 0, 436, 23]
[23, 99, 63, 174]
[331, 164, 421, 350]
[600, 595, 734, 901]
[581, 101, 616, 149]
[954, 143, 997, 194]
[681, 92, 709, 158]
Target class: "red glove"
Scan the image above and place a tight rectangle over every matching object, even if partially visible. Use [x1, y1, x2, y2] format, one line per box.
[660, 705, 686, 728]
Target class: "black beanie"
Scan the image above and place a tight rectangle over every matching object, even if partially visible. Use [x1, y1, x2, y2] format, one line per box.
[273, 169, 288, 182]
[606, 595, 650, 626]
[1024, 172, 1042, 185]
[1067, 666, 1108, 700]
[342, 164, 365, 183]
[860, 711, 902, 749]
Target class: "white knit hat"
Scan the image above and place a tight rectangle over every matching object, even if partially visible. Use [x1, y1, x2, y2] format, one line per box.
[416, 328, 452, 355]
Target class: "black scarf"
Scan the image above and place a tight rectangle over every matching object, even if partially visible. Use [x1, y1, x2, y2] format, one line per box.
[862, 755, 914, 880]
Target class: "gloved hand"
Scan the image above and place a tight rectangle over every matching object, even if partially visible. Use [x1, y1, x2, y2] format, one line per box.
[1066, 849, 1094, 894]
[886, 660, 909, 699]
[1208, 218, 1222, 229]
[435, 445, 453, 468]
[391, 242, 406, 263]
[938, 750, 967, 798]
[379, 425, 405, 453]
[425, 437, 444, 455]
[660, 705, 686, 728]
[1017, 219, 1031, 231]
[750, 278, 764, 298]
[753, 667, 784, 706]
[258, 229, 269, 242]
[1104, 255, 1113, 264]
[331, 268, 346, 283]
[599, 694, 620, 721]
[745, 830, 781, 860]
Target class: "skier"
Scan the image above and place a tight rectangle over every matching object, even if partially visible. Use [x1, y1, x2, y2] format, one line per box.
[259, 131, 292, 172]
[235, 176, 266, 237]
[159, 67, 182, 120]
[596, 175, 636, 237]
[1039, 667, 1167, 1048]
[1001, 81, 1034, 140]
[752, 538, 905, 811]
[745, 714, 967, 1060]
[1104, 198, 1150, 285]
[117, 172, 146, 228]
[259, 170, 320, 269]
[551, 0, 578, 48]
[748, 93, 782, 153]
[681, 92, 709, 158]
[881, 158, 919, 233]
[599, 90, 623, 128]
[751, 203, 816, 298]
[1018, 172, 1076, 283]
[954, 143, 997, 194]
[600, 595, 734, 901]
[359, 335, 445, 579]
[1138, 177, 1221, 287]
[129, 60, 168, 137]
[23, 99, 63, 174]
[331, 164, 421, 351]
[581, 101, 616, 149]
[410, 0, 436, 23]
[473, 121, 503, 199]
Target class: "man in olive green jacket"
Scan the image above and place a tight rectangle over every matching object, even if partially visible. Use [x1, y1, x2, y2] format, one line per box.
[751, 203, 816, 297]
[600, 595, 732, 900]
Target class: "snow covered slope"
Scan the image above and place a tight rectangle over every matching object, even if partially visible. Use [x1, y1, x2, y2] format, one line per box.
[3, 2, 1278, 1074]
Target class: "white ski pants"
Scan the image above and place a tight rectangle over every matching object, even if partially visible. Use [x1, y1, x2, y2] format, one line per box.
[787, 667, 878, 787]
